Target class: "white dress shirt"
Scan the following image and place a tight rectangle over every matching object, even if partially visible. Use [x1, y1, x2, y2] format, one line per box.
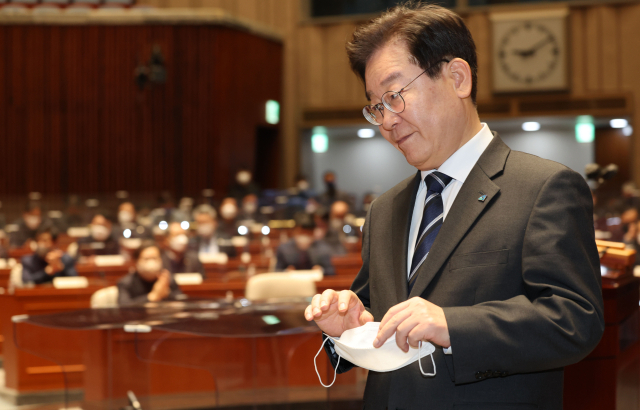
[406, 123, 494, 354]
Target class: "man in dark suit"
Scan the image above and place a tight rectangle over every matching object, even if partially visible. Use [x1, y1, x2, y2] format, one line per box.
[22, 225, 77, 285]
[305, 4, 604, 410]
[161, 221, 204, 276]
[276, 212, 335, 275]
[190, 204, 236, 258]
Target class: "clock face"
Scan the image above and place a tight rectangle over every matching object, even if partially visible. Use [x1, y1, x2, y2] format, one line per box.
[498, 22, 559, 85]
[491, 12, 568, 93]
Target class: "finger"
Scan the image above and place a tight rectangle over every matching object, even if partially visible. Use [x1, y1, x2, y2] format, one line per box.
[379, 299, 410, 329]
[319, 289, 338, 311]
[337, 290, 358, 313]
[407, 322, 430, 349]
[396, 314, 422, 352]
[304, 305, 314, 321]
[375, 308, 413, 348]
[310, 294, 322, 316]
[359, 310, 374, 325]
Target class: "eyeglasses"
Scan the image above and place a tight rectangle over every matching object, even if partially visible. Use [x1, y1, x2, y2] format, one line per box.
[362, 59, 450, 126]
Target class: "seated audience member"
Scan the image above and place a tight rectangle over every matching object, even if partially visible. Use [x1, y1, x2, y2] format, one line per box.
[10, 202, 46, 248]
[117, 244, 183, 306]
[218, 198, 240, 236]
[228, 168, 260, 201]
[115, 202, 151, 239]
[191, 205, 236, 257]
[0, 230, 8, 259]
[323, 200, 350, 256]
[162, 222, 204, 275]
[77, 214, 120, 256]
[318, 171, 354, 209]
[22, 225, 77, 285]
[239, 194, 264, 224]
[276, 213, 335, 275]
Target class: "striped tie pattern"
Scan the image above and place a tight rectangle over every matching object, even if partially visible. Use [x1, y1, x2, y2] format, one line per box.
[408, 171, 453, 292]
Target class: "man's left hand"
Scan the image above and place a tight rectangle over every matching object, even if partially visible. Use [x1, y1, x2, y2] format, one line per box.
[374, 297, 450, 352]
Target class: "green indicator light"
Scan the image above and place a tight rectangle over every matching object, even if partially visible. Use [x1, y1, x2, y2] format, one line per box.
[262, 315, 281, 325]
[311, 126, 328, 153]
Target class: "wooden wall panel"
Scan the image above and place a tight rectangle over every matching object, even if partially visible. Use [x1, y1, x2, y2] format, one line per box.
[0, 24, 282, 196]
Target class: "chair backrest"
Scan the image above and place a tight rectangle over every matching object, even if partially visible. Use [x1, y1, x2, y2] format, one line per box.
[91, 286, 119, 308]
[245, 272, 316, 301]
[9, 263, 23, 289]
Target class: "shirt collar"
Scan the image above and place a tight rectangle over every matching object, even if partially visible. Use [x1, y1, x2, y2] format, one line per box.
[420, 123, 494, 184]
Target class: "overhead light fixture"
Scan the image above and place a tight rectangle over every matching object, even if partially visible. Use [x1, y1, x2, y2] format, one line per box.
[522, 122, 540, 132]
[357, 129, 375, 138]
[311, 126, 329, 153]
[575, 115, 594, 143]
[623, 125, 633, 137]
[610, 119, 628, 129]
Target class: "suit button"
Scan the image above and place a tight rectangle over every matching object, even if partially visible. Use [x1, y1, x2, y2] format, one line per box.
[475, 371, 484, 380]
[484, 370, 493, 378]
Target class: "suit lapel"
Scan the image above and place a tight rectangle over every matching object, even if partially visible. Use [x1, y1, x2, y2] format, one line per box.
[391, 171, 421, 303]
[408, 134, 510, 298]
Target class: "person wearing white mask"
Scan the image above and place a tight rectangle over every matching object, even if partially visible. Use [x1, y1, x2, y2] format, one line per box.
[77, 214, 120, 257]
[10, 201, 46, 248]
[191, 205, 236, 257]
[275, 212, 335, 275]
[218, 197, 240, 237]
[115, 202, 151, 240]
[117, 244, 183, 306]
[161, 221, 204, 276]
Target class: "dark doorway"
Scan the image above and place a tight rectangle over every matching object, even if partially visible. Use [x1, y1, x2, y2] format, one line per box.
[254, 125, 280, 189]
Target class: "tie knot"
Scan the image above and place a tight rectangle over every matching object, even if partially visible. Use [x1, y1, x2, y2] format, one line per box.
[425, 171, 452, 194]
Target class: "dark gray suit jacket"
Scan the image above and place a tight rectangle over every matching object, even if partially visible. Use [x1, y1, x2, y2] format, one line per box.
[326, 135, 604, 410]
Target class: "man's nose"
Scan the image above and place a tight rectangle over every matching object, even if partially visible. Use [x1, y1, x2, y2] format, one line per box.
[381, 110, 401, 131]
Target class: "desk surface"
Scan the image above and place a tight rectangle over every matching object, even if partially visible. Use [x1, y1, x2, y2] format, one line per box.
[15, 298, 319, 338]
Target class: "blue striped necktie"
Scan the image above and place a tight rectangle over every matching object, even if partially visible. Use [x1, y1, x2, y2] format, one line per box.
[408, 171, 453, 292]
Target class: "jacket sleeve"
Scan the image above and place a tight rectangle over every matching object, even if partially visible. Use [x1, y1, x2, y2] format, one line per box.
[21, 256, 50, 284]
[442, 168, 605, 384]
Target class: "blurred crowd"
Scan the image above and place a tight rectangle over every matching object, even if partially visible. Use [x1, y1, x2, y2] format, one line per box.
[0, 170, 375, 304]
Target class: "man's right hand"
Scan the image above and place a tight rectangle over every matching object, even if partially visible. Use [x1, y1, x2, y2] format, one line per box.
[148, 270, 171, 302]
[304, 289, 374, 337]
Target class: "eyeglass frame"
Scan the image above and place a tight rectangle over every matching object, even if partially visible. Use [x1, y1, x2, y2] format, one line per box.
[363, 59, 451, 126]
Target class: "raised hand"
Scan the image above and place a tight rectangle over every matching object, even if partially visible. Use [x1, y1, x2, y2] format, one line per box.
[304, 289, 374, 337]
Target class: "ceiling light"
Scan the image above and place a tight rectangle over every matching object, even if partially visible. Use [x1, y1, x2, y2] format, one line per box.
[522, 122, 540, 132]
[610, 119, 628, 129]
[357, 129, 375, 138]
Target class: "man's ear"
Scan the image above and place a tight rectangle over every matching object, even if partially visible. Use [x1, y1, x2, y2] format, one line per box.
[448, 58, 473, 100]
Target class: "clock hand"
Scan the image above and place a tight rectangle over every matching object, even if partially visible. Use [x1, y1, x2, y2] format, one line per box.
[512, 37, 554, 59]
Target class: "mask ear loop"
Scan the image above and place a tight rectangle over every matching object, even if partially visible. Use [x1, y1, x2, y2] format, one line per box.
[314, 335, 341, 388]
[418, 341, 436, 377]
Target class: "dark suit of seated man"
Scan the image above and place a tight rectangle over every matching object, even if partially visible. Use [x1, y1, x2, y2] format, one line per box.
[118, 244, 183, 306]
[76, 214, 121, 257]
[276, 213, 335, 276]
[22, 225, 77, 285]
[161, 221, 204, 276]
[10, 201, 48, 249]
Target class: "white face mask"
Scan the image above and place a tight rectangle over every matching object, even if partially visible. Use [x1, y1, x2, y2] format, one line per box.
[297, 181, 310, 191]
[236, 171, 252, 185]
[169, 234, 188, 253]
[220, 204, 238, 220]
[118, 210, 134, 224]
[294, 234, 313, 250]
[25, 215, 41, 230]
[243, 202, 257, 215]
[197, 223, 215, 237]
[314, 322, 436, 388]
[91, 224, 111, 241]
[137, 259, 162, 275]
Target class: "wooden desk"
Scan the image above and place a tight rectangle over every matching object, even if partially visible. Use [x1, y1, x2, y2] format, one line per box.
[564, 275, 640, 410]
[3, 274, 358, 400]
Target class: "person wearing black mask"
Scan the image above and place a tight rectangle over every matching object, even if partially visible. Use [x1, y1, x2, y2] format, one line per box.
[161, 222, 204, 276]
[22, 225, 78, 285]
[318, 171, 354, 209]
